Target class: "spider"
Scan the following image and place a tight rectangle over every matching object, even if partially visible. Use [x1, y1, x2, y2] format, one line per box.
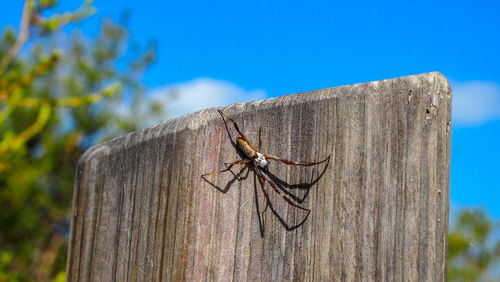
[201, 109, 329, 235]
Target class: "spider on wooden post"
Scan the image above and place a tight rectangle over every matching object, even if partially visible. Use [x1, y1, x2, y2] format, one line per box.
[201, 109, 329, 236]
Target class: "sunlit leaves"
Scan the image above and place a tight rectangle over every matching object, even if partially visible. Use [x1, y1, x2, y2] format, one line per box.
[0, 1, 158, 280]
[36, 0, 96, 33]
[448, 208, 500, 281]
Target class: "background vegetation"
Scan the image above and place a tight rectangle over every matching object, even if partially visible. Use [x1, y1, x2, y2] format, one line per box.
[448, 208, 500, 281]
[0, 1, 161, 281]
[0, 1, 498, 281]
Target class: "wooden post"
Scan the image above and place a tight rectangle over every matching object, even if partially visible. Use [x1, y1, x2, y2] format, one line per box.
[67, 72, 451, 281]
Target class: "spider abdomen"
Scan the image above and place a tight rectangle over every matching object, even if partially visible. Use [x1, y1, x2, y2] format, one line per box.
[236, 137, 256, 158]
[236, 137, 269, 168]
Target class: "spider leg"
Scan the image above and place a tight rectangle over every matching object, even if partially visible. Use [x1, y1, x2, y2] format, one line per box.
[224, 159, 251, 180]
[259, 168, 310, 213]
[255, 166, 311, 231]
[258, 126, 262, 151]
[218, 110, 258, 149]
[201, 159, 251, 178]
[264, 154, 329, 167]
[255, 166, 270, 229]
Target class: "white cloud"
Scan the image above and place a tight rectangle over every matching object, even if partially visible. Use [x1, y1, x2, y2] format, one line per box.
[148, 78, 267, 120]
[452, 81, 500, 126]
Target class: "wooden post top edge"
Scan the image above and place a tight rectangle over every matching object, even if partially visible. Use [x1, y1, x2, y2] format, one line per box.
[77, 71, 450, 166]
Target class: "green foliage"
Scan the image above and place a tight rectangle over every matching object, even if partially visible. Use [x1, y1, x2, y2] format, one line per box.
[0, 1, 159, 280]
[448, 208, 500, 281]
[37, 0, 96, 34]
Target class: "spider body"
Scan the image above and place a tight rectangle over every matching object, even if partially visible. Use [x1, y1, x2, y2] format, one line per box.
[201, 109, 328, 235]
[236, 137, 269, 168]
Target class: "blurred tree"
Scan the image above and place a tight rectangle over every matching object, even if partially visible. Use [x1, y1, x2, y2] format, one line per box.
[448, 208, 500, 281]
[0, 1, 160, 281]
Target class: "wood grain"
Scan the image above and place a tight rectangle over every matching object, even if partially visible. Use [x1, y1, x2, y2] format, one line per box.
[67, 72, 451, 281]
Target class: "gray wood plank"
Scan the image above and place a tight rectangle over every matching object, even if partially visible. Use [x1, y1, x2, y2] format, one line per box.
[67, 72, 451, 281]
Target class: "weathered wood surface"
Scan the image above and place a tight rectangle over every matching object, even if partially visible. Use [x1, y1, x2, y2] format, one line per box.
[67, 72, 451, 281]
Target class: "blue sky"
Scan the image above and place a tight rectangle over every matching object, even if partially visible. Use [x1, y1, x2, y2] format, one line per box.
[3, 1, 500, 217]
